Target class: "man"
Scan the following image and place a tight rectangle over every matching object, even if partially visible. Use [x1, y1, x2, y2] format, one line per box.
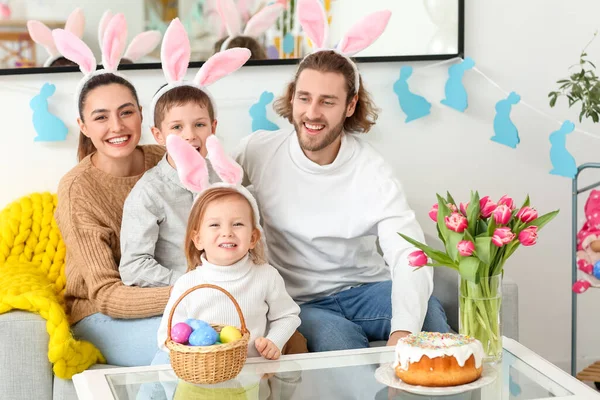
[235, 50, 449, 351]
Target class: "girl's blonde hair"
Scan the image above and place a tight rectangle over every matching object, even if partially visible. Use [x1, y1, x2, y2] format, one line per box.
[185, 187, 266, 271]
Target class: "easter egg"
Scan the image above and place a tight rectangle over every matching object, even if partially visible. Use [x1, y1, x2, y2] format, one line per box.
[186, 318, 211, 331]
[171, 322, 192, 344]
[219, 326, 242, 343]
[594, 260, 600, 279]
[188, 325, 218, 346]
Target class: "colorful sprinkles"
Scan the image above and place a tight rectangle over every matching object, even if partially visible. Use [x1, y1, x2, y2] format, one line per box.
[400, 332, 476, 350]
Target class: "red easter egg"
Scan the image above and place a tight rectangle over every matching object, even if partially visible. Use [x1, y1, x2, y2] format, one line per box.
[171, 322, 193, 344]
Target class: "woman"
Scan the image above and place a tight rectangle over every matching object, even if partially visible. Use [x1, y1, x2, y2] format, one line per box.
[55, 72, 169, 367]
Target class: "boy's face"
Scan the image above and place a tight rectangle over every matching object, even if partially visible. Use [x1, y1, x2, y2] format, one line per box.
[151, 102, 217, 160]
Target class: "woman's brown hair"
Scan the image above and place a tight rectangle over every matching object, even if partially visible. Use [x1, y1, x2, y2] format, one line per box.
[77, 73, 140, 161]
[185, 187, 266, 271]
[273, 50, 379, 133]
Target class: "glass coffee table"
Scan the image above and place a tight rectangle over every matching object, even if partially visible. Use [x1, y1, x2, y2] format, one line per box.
[72, 337, 599, 399]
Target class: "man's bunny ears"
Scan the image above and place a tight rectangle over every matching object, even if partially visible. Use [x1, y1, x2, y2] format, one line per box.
[27, 8, 85, 67]
[216, 0, 284, 53]
[149, 18, 251, 123]
[297, 0, 391, 93]
[98, 11, 162, 62]
[166, 134, 261, 229]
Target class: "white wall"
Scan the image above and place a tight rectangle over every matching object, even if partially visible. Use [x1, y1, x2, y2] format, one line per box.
[1, 0, 600, 371]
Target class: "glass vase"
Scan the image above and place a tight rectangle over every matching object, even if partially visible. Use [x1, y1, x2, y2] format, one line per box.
[459, 274, 503, 363]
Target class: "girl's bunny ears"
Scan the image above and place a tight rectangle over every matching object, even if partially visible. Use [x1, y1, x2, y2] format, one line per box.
[166, 134, 261, 228]
[53, 12, 130, 107]
[216, 0, 284, 53]
[99, 11, 162, 62]
[297, 0, 391, 93]
[27, 8, 85, 67]
[149, 18, 251, 123]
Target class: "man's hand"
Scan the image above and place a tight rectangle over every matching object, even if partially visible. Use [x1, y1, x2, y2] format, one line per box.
[255, 337, 281, 360]
[387, 330, 411, 346]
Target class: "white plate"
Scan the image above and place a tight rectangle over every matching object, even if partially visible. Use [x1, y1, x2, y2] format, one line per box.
[374, 363, 497, 396]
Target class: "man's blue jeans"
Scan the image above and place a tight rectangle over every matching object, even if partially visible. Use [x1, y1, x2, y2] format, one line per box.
[298, 280, 450, 352]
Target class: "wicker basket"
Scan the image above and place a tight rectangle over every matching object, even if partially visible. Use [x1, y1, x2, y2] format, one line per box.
[165, 284, 250, 384]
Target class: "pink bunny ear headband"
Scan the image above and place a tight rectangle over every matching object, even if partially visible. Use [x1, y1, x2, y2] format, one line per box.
[149, 18, 251, 123]
[216, 0, 284, 53]
[27, 7, 85, 67]
[98, 10, 162, 62]
[52, 12, 131, 108]
[166, 134, 262, 232]
[297, 0, 391, 93]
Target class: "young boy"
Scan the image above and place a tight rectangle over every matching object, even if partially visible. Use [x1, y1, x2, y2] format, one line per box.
[119, 86, 220, 287]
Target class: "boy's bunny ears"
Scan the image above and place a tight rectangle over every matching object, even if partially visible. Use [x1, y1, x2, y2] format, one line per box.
[98, 11, 162, 62]
[53, 12, 131, 107]
[297, 0, 391, 93]
[27, 8, 85, 67]
[216, 0, 284, 53]
[149, 18, 251, 123]
[166, 134, 261, 228]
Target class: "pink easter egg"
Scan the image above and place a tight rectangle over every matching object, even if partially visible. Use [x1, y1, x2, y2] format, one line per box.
[171, 322, 193, 344]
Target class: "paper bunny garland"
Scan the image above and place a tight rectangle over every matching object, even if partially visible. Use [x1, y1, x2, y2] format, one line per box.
[166, 134, 261, 231]
[216, 0, 284, 53]
[27, 8, 85, 67]
[296, 0, 391, 93]
[98, 11, 162, 63]
[149, 18, 251, 121]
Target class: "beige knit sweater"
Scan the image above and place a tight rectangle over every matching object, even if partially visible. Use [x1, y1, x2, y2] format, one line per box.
[56, 145, 171, 324]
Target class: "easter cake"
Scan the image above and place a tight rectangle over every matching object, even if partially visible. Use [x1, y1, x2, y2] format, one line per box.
[393, 332, 484, 387]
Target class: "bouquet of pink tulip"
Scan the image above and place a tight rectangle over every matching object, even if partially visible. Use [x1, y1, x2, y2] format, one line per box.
[399, 191, 558, 361]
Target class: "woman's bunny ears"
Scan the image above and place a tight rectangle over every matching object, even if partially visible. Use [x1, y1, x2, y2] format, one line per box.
[166, 134, 261, 228]
[297, 0, 391, 93]
[149, 18, 251, 122]
[216, 0, 284, 52]
[53, 12, 131, 106]
[98, 11, 162, 62]
[27, 8, 85, 67]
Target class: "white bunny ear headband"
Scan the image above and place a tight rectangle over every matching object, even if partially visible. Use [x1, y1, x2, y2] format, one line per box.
[27, 8, 85, 67]
[52, 12, 130, 108]
[166, 134, 262, 232]
[216, 0, 284, 53]
[149, 18, 252, 123]
[297, 0, 391, 93]
[52, 12, 163, 110]
[98, 10, 162, 62]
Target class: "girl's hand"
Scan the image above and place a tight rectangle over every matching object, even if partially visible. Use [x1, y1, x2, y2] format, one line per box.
[255, 337, 281, 360]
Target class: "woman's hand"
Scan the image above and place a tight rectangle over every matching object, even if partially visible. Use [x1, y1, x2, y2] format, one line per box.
[387, 330, 411, 346]
[255, 337, 281, 360]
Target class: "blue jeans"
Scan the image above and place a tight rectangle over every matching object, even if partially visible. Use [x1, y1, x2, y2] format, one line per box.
[72, 313, 162, 367]
[298, 280, 450, 352]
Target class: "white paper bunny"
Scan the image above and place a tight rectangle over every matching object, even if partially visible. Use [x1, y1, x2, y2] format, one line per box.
[27, 8, 85, 67]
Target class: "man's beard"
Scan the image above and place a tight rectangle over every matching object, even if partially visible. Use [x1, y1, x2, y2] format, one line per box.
[293, 117, 345, 152]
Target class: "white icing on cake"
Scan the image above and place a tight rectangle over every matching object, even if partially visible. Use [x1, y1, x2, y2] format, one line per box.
[393, 332, 484, 370]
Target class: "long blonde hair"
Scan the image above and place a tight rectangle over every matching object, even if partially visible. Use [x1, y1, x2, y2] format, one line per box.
[185, 187, 266, 271]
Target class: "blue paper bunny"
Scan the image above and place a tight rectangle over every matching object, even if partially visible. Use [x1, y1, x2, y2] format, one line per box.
[491, 91, 521, 148]
[549, 120, 577, 178]
[441, 57, 475, 112]
[393, 66, 431, 123]
[30, 83, 68, 142]
[249, 91, 279, 132]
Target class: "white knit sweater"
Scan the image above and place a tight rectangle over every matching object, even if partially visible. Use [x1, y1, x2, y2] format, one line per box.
[157, 254, 301, 357]
[235, 129, 433, 334]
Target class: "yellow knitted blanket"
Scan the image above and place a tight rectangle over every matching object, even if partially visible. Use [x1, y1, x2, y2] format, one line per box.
[0, 192, 105, 379]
